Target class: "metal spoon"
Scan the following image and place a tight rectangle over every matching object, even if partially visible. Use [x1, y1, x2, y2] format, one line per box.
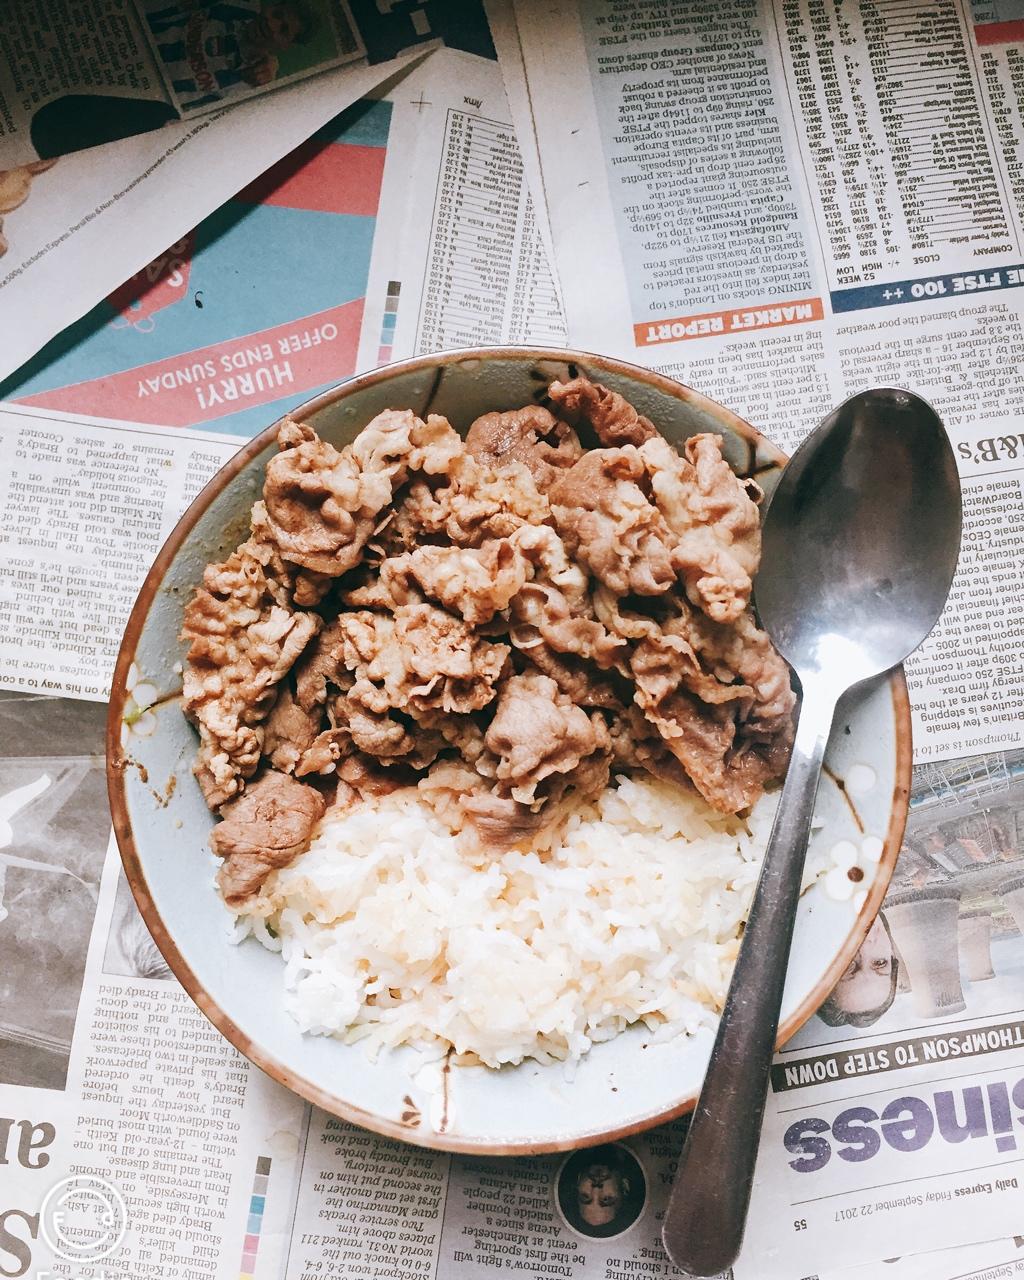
[661, 388, 961, 1277]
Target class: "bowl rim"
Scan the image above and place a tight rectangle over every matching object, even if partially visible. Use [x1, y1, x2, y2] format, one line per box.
[106, 344, 912, 1155]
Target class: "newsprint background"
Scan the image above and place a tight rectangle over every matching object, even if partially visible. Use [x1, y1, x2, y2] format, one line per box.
[2, 5, 1024, 1280]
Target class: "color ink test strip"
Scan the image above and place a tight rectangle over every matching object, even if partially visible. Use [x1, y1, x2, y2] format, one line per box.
[239, 1156, 272, 1278]
[378, 280, 401, 365]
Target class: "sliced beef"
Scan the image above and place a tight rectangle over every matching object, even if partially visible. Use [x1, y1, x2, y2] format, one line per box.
[263, 685, 321, 774]
[337, 603, 509, 718]
[385, 538, 530, 625]
[466, 404, 582, 490]
[548, 375, 658, 447]
[211, 771, 326, 906]
[185, 380, 797, 906]
[548, 447, 675, 596]
[382, 449, 549, 553]
[484, 670, 607, 804]
[182, 543, 320, 808]
[252, 411, 462, 578]
[641, 433, 762, 624]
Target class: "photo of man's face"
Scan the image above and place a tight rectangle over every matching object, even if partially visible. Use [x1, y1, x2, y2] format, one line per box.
[556, 1143, 646, 1239]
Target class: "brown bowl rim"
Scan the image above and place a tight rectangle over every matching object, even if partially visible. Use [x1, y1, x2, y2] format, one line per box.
[106, 344, 912, 1155]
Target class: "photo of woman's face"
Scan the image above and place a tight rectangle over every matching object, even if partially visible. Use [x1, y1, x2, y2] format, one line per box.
[576, 1159, 625, 1227]
[833, 915, 894, 1015]
[555, 1142, 646, 1239]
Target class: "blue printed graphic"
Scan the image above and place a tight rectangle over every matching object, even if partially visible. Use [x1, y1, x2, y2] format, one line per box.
[831, 265, 1024, 314]
[1, 99, 392, 438]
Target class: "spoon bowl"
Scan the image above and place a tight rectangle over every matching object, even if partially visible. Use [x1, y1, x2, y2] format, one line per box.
[757, 388, 962, 682]
[663, 388, 962, 1276]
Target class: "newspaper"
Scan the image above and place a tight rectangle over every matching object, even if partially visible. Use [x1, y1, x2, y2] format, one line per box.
[0, 0, 498, 386]
[740, 748, 1024, 1278]
[5, 730, 1024, 1278]
[0, 0, 496, 167]
[0, 51, 556, 1280]
[825, 1235, 1024, 1280]
[355, 47, 565, 368]
[0, 403, 241, 696]
[1, 48, 561, 437]
[3, 23, 1024, 1280]
[479, 0, 559, 270]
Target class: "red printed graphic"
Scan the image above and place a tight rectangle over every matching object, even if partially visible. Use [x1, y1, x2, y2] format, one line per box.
[634, 297, 824, 347]
[18, 299, 364, 427]
[974, 20, 1024, 44]
[236, 142, 387, 217]
[107, 233, 195, 332]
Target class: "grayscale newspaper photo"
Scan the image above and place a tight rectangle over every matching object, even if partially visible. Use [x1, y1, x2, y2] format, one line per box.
[1, 3, 1024, 1280]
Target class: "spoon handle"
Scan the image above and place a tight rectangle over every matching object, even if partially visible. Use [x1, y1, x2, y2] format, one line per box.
[661, 683, 837, 1277]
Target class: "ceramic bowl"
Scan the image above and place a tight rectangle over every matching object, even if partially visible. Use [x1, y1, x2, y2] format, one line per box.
[107, 347, 911, 1154]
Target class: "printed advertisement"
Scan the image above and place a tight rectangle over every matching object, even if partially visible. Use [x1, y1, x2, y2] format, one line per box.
[137, 0, 364, 115]
[2, 97, 394, 436]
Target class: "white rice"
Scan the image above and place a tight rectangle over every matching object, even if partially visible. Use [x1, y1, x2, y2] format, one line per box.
[233, 775, 785, 1068]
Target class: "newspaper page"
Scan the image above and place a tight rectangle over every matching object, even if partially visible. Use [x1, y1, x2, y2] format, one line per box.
[825, 1235, 1024, 1280]
[0, 1, 171, 163]
[281, 751, 1024, 1280]
[479, 0, 560, 269]
[0, 89, 404, 438]
[0, 420, 705, 1280]
[0, 618, 312, 1280]
[134, 0, 364, 118]
[741, 748, 1024, 1278]
[0, 403, 239, 697]
[7, 30, 1023, 1280]
[502, 0, 1024, 1274]
[0, 52, 421, 386]
[356, 47, 565, 369]
[1, 47, 560, 424]
[0, 0, 496, 167]
[0, 657, 702, 1280]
